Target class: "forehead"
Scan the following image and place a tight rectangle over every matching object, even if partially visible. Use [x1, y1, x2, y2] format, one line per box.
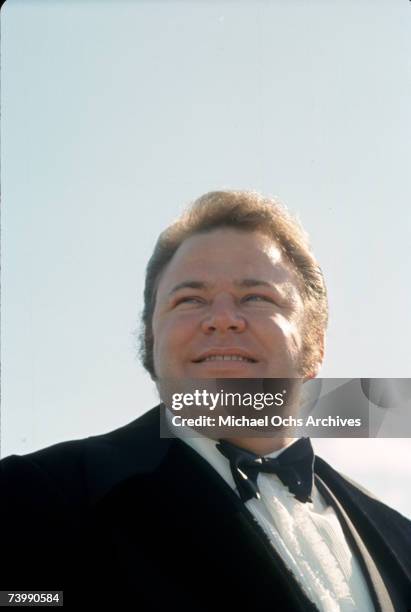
[156, 228, 301, 296]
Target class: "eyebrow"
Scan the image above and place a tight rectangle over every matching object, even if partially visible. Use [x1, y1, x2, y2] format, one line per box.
[168, 278, 287, 296]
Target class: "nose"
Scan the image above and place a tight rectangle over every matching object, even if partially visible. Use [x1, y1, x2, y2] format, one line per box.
[201, 295, 246, 334]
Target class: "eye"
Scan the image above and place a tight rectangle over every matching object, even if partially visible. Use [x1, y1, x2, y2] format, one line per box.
[242, 294, 274, 303]
[174, 296, 204, 306]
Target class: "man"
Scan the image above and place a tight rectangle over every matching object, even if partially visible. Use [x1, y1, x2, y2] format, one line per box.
[1, 191, 410, 611]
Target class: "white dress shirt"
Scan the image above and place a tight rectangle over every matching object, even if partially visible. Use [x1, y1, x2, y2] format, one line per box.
[166, 411, 375, 612]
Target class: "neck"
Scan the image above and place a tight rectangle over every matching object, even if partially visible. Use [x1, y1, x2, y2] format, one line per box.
[222, 435, 294, 455]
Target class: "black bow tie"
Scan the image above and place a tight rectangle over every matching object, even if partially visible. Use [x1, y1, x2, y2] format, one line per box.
[216, 437, 314, 504]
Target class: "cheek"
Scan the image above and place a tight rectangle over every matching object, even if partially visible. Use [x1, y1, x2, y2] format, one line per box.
[260, 314, 302, 353]
[153, 320, 178, 378]
[154, 313, 198, 354]
[153, 315, 198, 377]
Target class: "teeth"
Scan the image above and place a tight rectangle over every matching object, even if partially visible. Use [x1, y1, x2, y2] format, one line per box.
[203, 355, 252, 362]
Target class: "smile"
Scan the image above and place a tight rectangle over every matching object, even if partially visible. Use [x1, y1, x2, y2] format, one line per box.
[204, 355, 253, 363]
[198, 355, 255, 363]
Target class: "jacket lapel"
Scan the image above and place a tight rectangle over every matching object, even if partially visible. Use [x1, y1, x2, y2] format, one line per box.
[314, 454, 411, 612]
[315, 475, 394, 612]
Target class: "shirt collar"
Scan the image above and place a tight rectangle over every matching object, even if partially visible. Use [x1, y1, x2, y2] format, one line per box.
[165, 407, 301, 488]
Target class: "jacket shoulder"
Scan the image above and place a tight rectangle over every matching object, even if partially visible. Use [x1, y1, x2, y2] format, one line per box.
[0, 406, 167, 507]
[315, 455, 411, 524]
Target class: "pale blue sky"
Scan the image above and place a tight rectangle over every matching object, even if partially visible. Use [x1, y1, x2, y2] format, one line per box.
[1, 0, 410, 515]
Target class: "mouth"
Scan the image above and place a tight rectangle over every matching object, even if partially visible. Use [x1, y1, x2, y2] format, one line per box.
[193, 351, 258, 364]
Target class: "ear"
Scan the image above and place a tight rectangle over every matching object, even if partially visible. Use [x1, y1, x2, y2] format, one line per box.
[303, 331, 325, 382]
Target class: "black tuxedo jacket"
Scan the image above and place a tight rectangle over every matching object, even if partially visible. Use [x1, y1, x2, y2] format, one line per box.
[1, 405, 410, 611]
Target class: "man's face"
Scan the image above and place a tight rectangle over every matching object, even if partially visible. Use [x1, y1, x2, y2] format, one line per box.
[152, 228, 312, 380]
